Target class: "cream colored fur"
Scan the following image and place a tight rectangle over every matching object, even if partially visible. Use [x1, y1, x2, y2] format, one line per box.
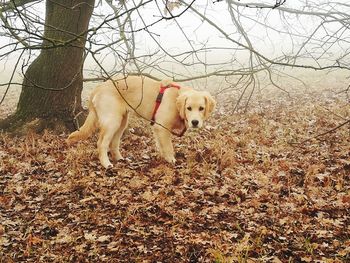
[67, 75, 216, 168]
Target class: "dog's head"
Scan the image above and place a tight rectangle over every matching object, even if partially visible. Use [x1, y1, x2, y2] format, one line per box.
[176, 90, 216, 129]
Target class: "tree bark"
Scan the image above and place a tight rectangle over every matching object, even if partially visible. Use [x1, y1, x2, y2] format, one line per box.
[1, 0, 95, 134]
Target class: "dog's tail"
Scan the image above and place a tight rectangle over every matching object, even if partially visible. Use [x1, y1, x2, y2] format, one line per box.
[67, 101, 97, 145]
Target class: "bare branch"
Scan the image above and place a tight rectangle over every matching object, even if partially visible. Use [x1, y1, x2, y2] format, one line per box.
[0, 0, 40, 12]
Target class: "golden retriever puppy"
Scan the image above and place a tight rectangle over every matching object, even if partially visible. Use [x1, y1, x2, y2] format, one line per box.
[67, 75, 216, 168]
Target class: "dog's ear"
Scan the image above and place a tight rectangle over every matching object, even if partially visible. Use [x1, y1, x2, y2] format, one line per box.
[203, 91, 216, 119]
[176, 93, 187, 119]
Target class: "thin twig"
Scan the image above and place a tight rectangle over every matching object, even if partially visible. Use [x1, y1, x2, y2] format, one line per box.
[292, 119, 350, 145]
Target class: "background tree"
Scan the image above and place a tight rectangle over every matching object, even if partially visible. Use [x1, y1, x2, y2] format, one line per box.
[1, 0, 94, 133]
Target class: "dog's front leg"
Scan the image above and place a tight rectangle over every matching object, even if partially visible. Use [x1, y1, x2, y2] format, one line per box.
[152, 126, 175, 164]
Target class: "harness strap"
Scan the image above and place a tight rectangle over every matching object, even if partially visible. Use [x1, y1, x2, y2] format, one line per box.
[151, 83, 187, 137]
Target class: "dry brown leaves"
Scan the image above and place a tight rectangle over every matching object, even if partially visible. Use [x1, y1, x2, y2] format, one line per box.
[0, 90, 349, 262]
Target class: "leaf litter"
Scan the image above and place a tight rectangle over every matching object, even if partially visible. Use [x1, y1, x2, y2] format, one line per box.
[0, 88, 349, 262]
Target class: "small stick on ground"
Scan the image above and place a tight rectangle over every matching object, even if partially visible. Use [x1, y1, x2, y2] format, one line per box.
[291, 119, 350, 145]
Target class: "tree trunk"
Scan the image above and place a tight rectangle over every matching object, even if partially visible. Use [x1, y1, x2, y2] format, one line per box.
[1, 0, 95, 134]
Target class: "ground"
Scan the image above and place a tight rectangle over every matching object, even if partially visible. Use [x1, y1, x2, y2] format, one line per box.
[0, 82, 349, 262]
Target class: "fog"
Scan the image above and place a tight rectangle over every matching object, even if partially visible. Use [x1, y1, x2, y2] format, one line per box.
[1, 0, 349, 111]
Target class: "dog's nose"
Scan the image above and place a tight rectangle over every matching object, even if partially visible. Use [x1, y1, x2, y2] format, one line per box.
[191, 120, 199, 127]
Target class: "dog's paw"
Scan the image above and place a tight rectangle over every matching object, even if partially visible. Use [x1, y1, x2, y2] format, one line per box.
[111, 153, 124, 162]
[111, 151, 124, 161]
[164, 156, 176, 164]
[106, 164, 114, 169]
[101, 161, 114, 169]
[65, 137, 74, 146]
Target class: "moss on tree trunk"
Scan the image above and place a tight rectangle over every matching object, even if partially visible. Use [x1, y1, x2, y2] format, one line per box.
[0, 0, 94, 135]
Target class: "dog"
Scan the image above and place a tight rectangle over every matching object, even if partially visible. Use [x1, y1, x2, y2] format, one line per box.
[67, 75, 216, 168]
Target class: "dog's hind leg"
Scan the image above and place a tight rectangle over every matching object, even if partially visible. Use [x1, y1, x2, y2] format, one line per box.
[97, 115, 122, 169]
[110, 112, 129, 161]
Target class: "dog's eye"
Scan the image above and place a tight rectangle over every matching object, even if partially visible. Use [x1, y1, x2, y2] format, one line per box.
[199, 106, 204, 111]
[187, 106, 192, 111]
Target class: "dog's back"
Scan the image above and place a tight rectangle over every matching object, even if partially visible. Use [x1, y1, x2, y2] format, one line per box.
[105, 76, 160, 118]
[67, 75, 160, 145]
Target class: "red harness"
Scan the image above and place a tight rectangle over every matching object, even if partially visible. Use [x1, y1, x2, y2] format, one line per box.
[151, 83, 186, 137]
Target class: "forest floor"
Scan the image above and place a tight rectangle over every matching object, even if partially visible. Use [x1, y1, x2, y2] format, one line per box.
[0, 83, 350, 262]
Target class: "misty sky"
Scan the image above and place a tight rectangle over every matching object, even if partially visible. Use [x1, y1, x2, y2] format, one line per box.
[1, 0, 349, 86]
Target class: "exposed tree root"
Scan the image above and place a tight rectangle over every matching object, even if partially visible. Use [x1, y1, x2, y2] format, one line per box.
[0, 111, 87, 136]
